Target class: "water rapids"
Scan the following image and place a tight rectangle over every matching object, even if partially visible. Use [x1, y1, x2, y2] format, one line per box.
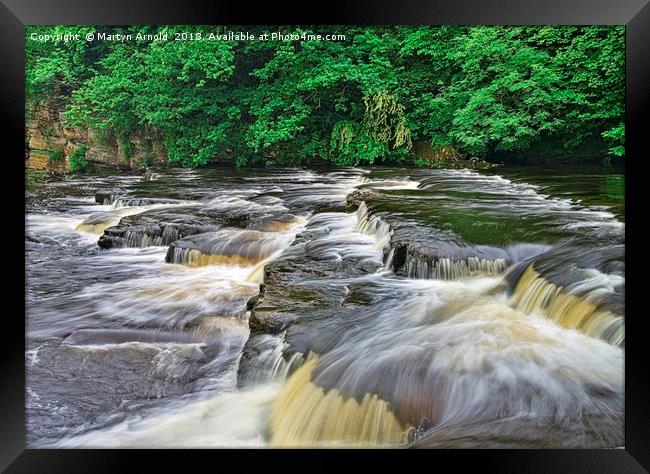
[25, 166, 624, 448]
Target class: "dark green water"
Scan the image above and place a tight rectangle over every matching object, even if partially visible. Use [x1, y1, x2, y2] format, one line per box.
[364, 165, 624, 246]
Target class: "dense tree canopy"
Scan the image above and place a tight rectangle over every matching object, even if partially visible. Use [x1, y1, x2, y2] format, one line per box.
[26, 25, 624, 167]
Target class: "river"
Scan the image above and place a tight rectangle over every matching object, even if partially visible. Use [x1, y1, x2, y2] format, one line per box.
[25, 165, 625, 448]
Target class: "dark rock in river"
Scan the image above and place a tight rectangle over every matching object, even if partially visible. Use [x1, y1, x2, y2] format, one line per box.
[249, 311, 299, 334]
[346, 188, 384, 209]
[237, 211, 386, 384]
[95, 190, 123, 205]
[97, 208, 221, 249]
[26, 337, 209, 443]
[97, 204, 297, 249]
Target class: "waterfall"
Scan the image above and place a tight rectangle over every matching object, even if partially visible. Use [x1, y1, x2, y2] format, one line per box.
[355, 201, 523, 280]
[117, 225, 187, 248]
[123, 230, 164, 248]
[113, 197, 151, 209]
[269, 355, 408, 447]
[77, 202, 192, 237]
[95, 192, 122, 206]
[264, 275, 623, 448]
[511, 264, 624, 346]
[405, 254, 509, 280]
[143, 170, 160, 181]
[75, 219, 119, 235]
[238, 333, 304, 387]
[384, 248, 395, 271]
[112, 197, 184, 209]
[355, 201, 392, 256]
[27, 167, 625, 449]
[165, 229, 298, 267]
[76, 211, 134, 235]
[166, 247, 262, 267]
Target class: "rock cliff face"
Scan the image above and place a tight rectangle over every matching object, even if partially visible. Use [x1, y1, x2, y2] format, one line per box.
[25, 101, 167, 170]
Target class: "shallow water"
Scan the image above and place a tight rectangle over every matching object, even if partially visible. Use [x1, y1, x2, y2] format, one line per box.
[25, 165, 624, 448]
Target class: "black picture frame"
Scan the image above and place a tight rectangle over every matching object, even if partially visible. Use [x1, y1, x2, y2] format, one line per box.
[2, 0, 648, 471]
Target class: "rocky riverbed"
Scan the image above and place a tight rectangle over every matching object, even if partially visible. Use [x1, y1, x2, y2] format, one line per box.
[26, 165, 624, 447]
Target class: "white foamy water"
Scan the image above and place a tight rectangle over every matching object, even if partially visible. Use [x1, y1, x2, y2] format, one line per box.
[51, 384, 282, 448]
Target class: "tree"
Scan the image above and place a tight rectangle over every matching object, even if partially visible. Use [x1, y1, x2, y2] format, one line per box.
[25, 25, 625, 167]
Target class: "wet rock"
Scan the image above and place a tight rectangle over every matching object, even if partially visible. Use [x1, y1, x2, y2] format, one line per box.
[237, 214, 383, 384]
[246, 294, 259, 311]
[63, 328, 203, 345]
[26, 337, 209, 444]
[97, 204, 297, 249]
[346, 188, 384, 208]
[95, 190, 123, 205]
[410, 412, 623, 448]
[249, 311, 299, 334]
[379, 207, 548, 279]
[98, 209, 219, 249]
[247, 259, 333, 337]
[341, 286, 373, 306]
[313, 202, 347, 213]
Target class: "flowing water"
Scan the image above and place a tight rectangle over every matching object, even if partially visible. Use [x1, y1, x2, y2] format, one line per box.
[25, 165, 624, 448]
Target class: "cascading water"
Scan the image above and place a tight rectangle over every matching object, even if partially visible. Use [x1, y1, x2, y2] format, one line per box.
[355, 201, 393, 254]
[405, 254, 508, 280]
[165, 229, 302, 267]
[25, 166, 624, 448]
[509, 252, 625, 347]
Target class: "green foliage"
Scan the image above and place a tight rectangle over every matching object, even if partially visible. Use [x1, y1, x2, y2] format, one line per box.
[26, 25, 625, 167]
[26, 26, 98, 103]
[363, 91, 412, 151]
[330, 121, 386, 165]
[118, 134, 134, 159]
[92, 129, 115, 147]
[68, 145, 89, 172]
[25, 169, 48, 187]
[42, 123, 57, 138]
[46, 149, 64, 162]
[602, 125, 625, 157]
[139, 138, 154, 168]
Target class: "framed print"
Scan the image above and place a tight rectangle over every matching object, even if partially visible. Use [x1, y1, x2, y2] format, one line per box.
[1, 0, 648, 471]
